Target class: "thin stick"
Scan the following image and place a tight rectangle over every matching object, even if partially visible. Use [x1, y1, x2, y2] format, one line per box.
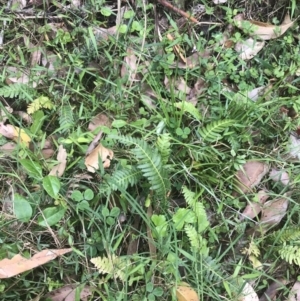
[156, 0, 199, 24]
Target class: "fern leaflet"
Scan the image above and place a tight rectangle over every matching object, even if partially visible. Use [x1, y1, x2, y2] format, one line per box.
[59, 104, 74, 132]
[156, 133, 171, 164]
[198, 119, 236, 142]
[107, 167, 141, 191]
[278, 245, 300, 266]
[0, 83, 36, 100]
[110, 135, 170, 197]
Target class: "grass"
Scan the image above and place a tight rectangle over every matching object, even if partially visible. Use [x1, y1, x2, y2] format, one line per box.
[0, 0, 300, 300]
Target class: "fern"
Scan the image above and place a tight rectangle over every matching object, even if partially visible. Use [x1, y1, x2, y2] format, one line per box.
[182, 186, 196, 206]
[278, 245, 300, 266]
[269, 226, 300, 243]
[174, 101, 202, 121]
[198, 119, 236, 142]
[27, 96, 54, 114]
[0, 83, 36, 100]
[107, 167, 142, 191]
[91, 254, 130, 281]
[185, 224, 209, 256]
[59, 104, 74, 132]
[109, 135, 170, 198]
[156, 133, 171, 164]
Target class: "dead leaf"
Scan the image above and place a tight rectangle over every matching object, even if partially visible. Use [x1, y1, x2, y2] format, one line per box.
[164, 77, 191, 94]
[85, 143, 113, 172]
[121, 47, 138, 84]
[235, 38, 265, 60]
[0, 106, 13, 122]
[288, 135, 300, 160]
[239, 282, 259, 301]
[0, 249, 72, 278]
[269, 169, 290, 186]
[187, 78, 207, 105]
[234, 14, 294, 40]
[14, 111, 33, 124]
[235, 161, 269, 194]
[0, 142, 17, 154]
[93, 26, 117, 41]
[5, 67, 40, 88]
[44, 284, 92, 301]
[88, 114, 111, 131]
[259, 196, 289, 228]
[287, 281, 300, 301]
[247, 86, 268, 102]
[49, 145, 67, 177]
[259, 279, 288, 301]
[240, 190, 269, 221]
[0, 122, 31, 147]
[213, 0, 227, 3]
[176, 283, 199, 301]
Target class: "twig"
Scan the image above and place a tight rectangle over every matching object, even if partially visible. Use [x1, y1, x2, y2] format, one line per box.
[156, 0, 199, 24]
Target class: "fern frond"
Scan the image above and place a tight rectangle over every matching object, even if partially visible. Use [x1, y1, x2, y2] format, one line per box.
[108, 167, 142, 191]
[174, 102, 202, 121]
[0, 83, 36, 100]
[198, 119, 235, 142]
[91, 254, 130, 281]
[278, 245, 300, 266]
[270, 226, 300, 243]
[27, 96, 54, 114]
[185, 224, 199, 250]
[182, 186, 196, 206]
[59, 105, 74, 132]
[194, 202, 209, 233]
[156, 133, 171, 164]
[110, 135, 170, 197]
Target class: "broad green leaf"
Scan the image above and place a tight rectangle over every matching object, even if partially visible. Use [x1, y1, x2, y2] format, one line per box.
[20, 159, 42, 178]
[43, 175, 61, 198]
[84, 189, 94, 201]
[112, 120, 127, 128]
[13, 194, 32, 222]
[110, 207, 120, 217]
[71, 190, 83, 202]
[30, 110, 45, 135]
[101, 6, 112, 16]
[38, 206, 66, 227]
[76, 200, 90, 211]
[173, 208, 196, 230]
[151, 214, 166, 226]
[124, 10, 135, 19]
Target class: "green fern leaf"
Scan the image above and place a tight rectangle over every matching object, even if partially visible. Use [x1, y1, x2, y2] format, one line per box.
[91, 254, 130, 280]
[279, 245, 300, 266]
[156, 133, 171, 164]
[182, 186, 196, 206]
[270, 226, 300, 243]
[198, 119, 235, 142]
[59, 105, 74, 132]
[185, 224, 199, 249]
[174, 102, 202, 121]
[0, 83, 36, 100]
[27, 96, 54, 114]
[108, 167, 142, 191]
[110, 135, 170, 197]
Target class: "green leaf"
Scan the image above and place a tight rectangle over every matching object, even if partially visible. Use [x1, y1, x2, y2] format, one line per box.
[151, 214, 166, 226]
[123, 10, 135, 19]
[112, 120, 127, 128]
[38, 207, 66, 227]
[71, 190, 83, 202]
[13, 194, 32, 222]
[174, 102, 202, 120]
[30, 110, 45, 135]
[84, 189, 94, 201]
[173, 208, 196, 230]
[76, 200, 90, 211]
[102, 207, 110, 217]
[110, 207, 120, 217]
[101, 6, 112, 16]
[153, 287, 163, 296]
[20, 159, 42, 178]
[43, 175, 61, 198]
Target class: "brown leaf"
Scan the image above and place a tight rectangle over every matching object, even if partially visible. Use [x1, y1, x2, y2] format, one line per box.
[176, 283, 199, 301]
[5, 67, 41, 88]
[85, 143, 113, 172]
[164, 76, 191, 94]
[49, 145, 67, 177]
[259, 197, 289, 228]
[0, 249, 72, 278]
[171, 50, 211, 69]
[269, 168, 290, 186]
[239, 282, 259, 301]
[121, 47, 138, 83]
[234, 14, 294, 40]
[187, 78, 207, 105]
[240, 190, 269, 221]
[44, 284, 92, 301]
[287, 281, 300, 301]
[0, 142, 17, 154]
[235, 161, 269, 194]
[0, 122, 31, 147]
[93, 26, 117, 41]
[259, 279, 288, 301]
[88, 114, 111, 131]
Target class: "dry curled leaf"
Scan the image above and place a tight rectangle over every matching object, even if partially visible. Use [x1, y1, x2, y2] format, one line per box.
[234, 14, 294, 40]
[239, 282, 259, 301]
[49, 145, 67, 177]
[164, 76, 191, 94]
[176, 283, 199, 301]
[187, 78, 207, 105]
[88, 113, 111, 131]
[235, 38, 265, 60]
[0, 249, 72, 278]
[259, 279, 288, 301]
[121, 47, 138, 84]
[235, 161, 269, 194]
[0, 122, 31, 147]
[286, 281, 300, 301]
[85, 143, 113, 172]
[44, 284, 92, 301]
[240, 190, 269, 221]
[269, 168, 290, 186]
[171, 50, 211, 69]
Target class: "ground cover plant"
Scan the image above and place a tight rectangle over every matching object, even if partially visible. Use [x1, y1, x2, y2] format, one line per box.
[0, 0, 300, 300]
